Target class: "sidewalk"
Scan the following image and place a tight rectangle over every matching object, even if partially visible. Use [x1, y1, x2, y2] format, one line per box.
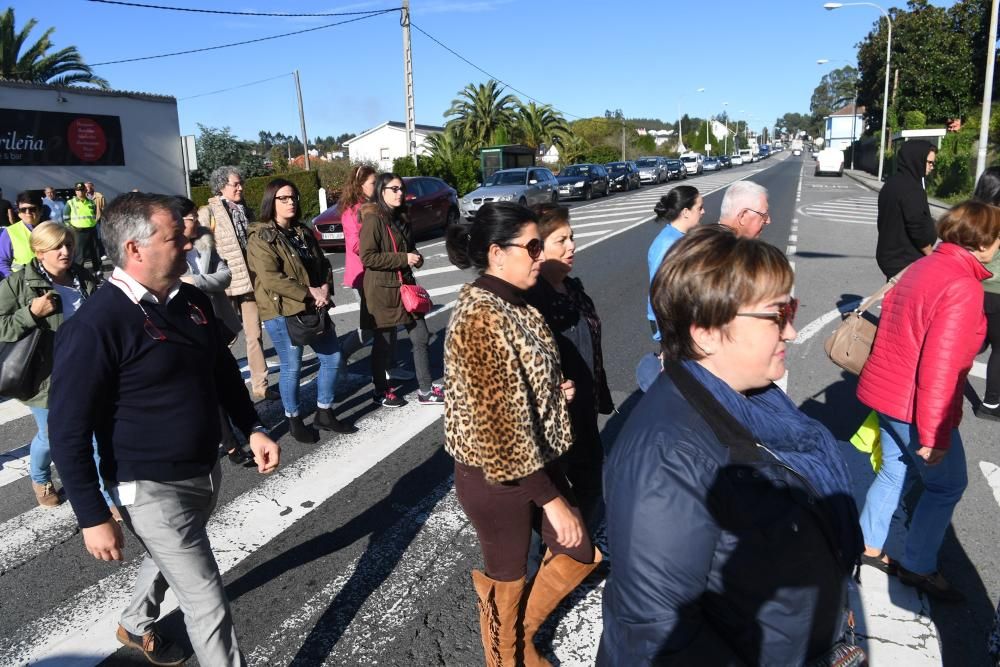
[844, 168, 951, 213]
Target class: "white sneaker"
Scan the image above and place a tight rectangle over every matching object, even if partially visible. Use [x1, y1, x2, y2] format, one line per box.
[386, 368, 416, 381]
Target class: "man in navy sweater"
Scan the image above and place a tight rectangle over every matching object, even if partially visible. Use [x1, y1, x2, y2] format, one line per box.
[50, 192, 280, 666]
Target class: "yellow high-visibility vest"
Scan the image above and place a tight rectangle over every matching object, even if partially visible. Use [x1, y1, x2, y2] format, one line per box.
[66, 198, 97, 229]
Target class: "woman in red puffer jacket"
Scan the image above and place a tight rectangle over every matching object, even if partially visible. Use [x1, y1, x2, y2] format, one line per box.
[856, 200, 1000, 601]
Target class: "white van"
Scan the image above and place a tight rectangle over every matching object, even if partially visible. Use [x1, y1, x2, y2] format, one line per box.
[679, 152, 703, 176]
[738, 148, 753, 164]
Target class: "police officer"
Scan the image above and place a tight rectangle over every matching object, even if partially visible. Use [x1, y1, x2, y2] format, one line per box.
[65, 182, 101, 275]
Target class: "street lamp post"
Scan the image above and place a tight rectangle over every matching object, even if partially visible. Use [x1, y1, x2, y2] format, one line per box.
[824, 2, 893, 181]
[697, 87, 706, 156]
[818, 58, 860, 170]
[976, 0, 999, 181]
[722, 101, 729, 155]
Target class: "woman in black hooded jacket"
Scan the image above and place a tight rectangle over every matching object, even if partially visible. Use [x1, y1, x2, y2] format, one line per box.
[875, 139, 938, 279]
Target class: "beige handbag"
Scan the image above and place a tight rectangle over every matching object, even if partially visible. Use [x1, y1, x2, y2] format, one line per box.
[824, 269, 907, 376]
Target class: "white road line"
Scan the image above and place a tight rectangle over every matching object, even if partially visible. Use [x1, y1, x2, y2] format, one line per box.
[571, 217, 644, 229]
[786, 245, 797, 255]
[413, 264, 461, 278]
[575, 230, 613, 239]
[0, 447, 30, 488]
[0, 399, 31, 427]
[3, 400, 445, 665]
[980, 461, 1000, 509]
[0, 502, 79, 576]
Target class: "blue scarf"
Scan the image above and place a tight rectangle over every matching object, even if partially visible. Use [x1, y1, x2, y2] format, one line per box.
[682, 360, 863, 567]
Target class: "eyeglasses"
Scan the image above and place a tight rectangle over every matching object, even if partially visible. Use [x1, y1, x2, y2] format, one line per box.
[18, 206, 38, 214]
[383, 185, 405, 193]
[736, 298, 799, 330]
[926, 160, 936, 168]
[275, 195, 299, 203]
[742, 207, 770, 223]
[502, 238, 543, 260]
[225, 181, 244, 189]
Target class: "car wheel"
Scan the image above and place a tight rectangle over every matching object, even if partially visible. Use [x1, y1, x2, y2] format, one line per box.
[445, 207, 458, 229]
[519, 197, 527, 206]
[583, 186, 592, 201]
[552, 191, 559, 204]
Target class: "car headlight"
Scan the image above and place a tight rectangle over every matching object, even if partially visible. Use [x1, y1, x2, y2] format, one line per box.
[574, 181, 585, 187]
[461, 198, 471, 205]
[615, 175, 625, 181]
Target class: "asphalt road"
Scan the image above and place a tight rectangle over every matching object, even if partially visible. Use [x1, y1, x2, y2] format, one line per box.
[2, 151, 994, 666]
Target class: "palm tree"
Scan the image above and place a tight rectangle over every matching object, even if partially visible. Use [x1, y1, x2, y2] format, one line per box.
[558, 133, 591, 166]
[513, 102, 570, 152]
[445, 80, 518, 151]
[0, 8, 109, 88]
[425, 124, 466, 164]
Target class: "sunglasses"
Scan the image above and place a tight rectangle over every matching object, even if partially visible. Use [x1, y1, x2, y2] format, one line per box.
[736, 297, 799, 330]
[18, 206, 38, 214]
[502, 238, 543, 260]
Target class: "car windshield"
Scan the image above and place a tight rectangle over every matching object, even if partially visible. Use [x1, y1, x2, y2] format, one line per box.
[561, 165, 589, 176]
[681, 156, 696, 163]
[486, 170, 528, 186]
[606, 162, 625, 170]
[705, 158, 717, 162]
[636, 159, 657, 167]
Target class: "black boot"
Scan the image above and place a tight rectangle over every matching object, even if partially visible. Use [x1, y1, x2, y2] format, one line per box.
[288, 415, 318, 443]
[313, 407, 357, 434]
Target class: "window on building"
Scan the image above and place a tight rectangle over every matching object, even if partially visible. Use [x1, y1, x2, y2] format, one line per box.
[380, 147, 390, 161]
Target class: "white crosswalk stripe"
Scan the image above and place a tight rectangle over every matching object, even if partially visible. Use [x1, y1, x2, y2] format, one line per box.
[802, 195, 879, 225]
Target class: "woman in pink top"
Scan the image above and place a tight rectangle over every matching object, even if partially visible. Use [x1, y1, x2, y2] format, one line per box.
[340, 165, 378, 361]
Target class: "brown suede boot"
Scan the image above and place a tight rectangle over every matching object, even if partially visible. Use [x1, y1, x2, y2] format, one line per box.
[471, 570, 527, 667]
[522, 547, 604, 667]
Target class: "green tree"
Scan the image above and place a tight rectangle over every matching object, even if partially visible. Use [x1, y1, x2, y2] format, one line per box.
[0, 8, 108, 87]
[444, 80, 519, 151]
[810, 66, 858, 116]
[513, 102, 569, 152]
[192, 125, 271, 185]
[558, 134, 592, 165]
[269, 146, 289, 174]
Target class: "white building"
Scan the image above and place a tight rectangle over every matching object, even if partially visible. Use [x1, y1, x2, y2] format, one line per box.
[824, 104, 865, 152]
[650, 129, 674, 147]
[0, 80, 185, 198]
[343, 121, 444, 171]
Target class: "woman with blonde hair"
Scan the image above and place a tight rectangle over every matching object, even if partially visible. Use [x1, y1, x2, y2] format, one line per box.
[0, 222, 114, 513]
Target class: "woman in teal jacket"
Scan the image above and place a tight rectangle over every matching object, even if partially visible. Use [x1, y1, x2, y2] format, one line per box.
[0, 222, 111, 511]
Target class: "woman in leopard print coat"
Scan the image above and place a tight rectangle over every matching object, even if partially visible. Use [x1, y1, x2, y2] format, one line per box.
[444, 202, 602, 667]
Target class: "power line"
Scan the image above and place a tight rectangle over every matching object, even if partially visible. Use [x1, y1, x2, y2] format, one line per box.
[409, 21, 588, 121]
[178, 72, 292, 101]
[90, 10, 397, 66]
[86, 0, 400, 18]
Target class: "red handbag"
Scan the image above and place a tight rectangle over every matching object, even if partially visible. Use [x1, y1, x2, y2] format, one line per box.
[385, 224, 432, 315]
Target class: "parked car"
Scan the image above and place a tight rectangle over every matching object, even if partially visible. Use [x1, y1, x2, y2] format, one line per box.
[635, 157, 667, 184]
[792, 148, 802, 156]
[729, 153, 744, 166]
[758, 146, 771, 159]
[815, 147, 845, 176]
[605, 161, 642, 191]
[717, 155, 732, 169]
[556, 163, 610, 200]
[312, 176, 459, 251]
[459, 167, 558, 219]
[665, 158, 687, 180]
[703, 156, 721, 172]
[738, 148, 754, 164]
[680, 153, 703, 176]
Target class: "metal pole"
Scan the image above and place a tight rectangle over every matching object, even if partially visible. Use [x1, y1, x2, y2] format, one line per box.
[851, 79, 858, 171]
[621, 122, 626, 161]
[294, 69, 310, 170]
[878, 11, 892, 181]
[976, 0, 999, 181]
[180, 137, 191, 199]
[402, 0, 416, 158]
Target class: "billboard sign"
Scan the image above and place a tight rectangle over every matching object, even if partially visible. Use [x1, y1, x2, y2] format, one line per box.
[0, 108, 125, 166]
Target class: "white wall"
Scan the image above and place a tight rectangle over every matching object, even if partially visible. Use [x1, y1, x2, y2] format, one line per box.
[347, 125, 437, 171]
[0, 85, 185, 199]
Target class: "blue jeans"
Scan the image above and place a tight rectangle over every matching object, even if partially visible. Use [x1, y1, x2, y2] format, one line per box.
[30, 406, 112, 505]
[859, 413, 968, 574]
[263, 316, 342, 417]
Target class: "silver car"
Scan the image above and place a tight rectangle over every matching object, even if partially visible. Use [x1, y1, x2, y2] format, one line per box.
[459, 167, 559, 218]
[635, 157, 667, 184]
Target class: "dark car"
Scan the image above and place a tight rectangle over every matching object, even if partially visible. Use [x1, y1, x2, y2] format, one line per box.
[556, 163, 610, 200]
[605, 161, 642, 192]
[664, 159, 687, 180]
[717, 155, 732, 169]
[312, 176, 459, 251]
[759, 145, 772, 159]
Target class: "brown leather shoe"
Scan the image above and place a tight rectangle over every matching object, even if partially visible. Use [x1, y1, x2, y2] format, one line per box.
[116, 624, 186, 665]
[32, 481, 62, 508]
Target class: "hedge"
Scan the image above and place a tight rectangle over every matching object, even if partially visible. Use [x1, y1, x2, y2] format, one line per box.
[190, 170, 322, 222]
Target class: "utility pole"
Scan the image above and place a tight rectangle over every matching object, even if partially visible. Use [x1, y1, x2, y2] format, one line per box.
[402, 0, 416, 158]
[621, 122, 626, 161]
[294, 69, 310, 170]
[977, 0, 999, 181]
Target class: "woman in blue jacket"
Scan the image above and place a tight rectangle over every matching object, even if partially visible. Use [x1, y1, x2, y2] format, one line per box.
[600, 226, 863, 666]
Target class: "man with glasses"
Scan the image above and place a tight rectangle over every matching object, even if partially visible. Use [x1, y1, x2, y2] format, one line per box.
[199, 166, 277, 402]
[718, 180, 771, 239]
[0, 191, 43, 276]
[49, 192, 281, 666]
[875, 139, 939, 280]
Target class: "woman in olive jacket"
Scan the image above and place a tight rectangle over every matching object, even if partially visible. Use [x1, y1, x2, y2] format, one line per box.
[246, 178, 355, 443]
[0, 222, 109, 509]
[359, 172, 440, 408]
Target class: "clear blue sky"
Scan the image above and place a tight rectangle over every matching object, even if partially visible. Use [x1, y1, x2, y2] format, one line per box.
[11, 0, 958, 141]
